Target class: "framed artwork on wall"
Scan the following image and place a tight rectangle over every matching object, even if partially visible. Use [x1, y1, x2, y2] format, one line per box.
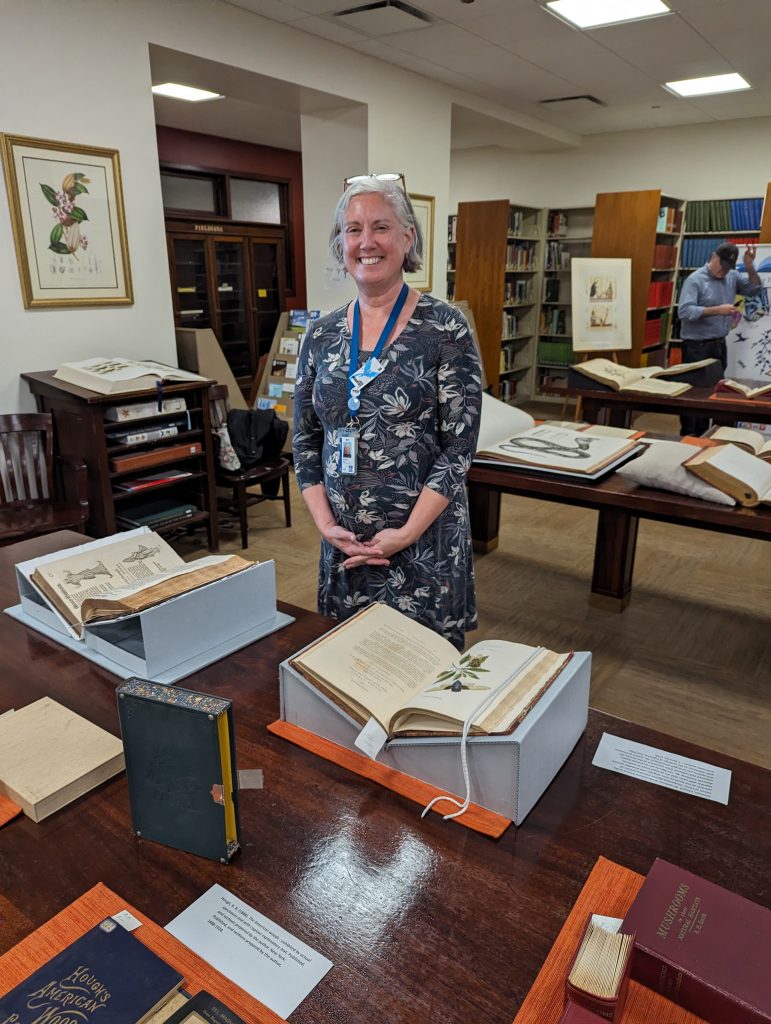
[571, 257, 632, 352]
[405, 193, 434, 293]
[0, 133, 133, 308]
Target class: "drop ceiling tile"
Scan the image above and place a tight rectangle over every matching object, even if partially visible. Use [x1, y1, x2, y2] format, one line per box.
[464, 7, 579, 47]
[675, 0, 771, 42]
[223, 0, 308, 22]
[291, 13, 371, 44]
[347, 36, 485, 92]
[279, 0, 348, 13]
[583, 12, 697, 54]
[685, 92, 771, 120]
[411, 0, 515, 24]
[626, 54, 733, 80]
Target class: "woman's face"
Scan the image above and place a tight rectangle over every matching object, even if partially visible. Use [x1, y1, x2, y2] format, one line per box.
[341, 193, 414, 295]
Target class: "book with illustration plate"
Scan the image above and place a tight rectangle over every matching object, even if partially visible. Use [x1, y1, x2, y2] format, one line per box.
[54, 357, 205, 395]
[289, 602, 571, 738]
[475, 424, 643, 480]
[569, 357, 721, 395]
[715, 377, 771, 400]
[0, 917, 183, 1022]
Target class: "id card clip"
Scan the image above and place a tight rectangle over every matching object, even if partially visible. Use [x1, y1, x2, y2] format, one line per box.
[338, 425, 359, 476]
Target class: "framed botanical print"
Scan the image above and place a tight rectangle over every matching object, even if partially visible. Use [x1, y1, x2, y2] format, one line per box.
[571, 257, 632, 352]
[0, 133, 133, 308]
[405, 193, 435, 293]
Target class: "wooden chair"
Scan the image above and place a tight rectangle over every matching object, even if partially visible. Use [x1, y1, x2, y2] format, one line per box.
[0, 413, 89, 546]
[210, 385, 291, 549]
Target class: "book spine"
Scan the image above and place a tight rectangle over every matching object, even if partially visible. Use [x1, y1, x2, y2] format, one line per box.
[564, 991, 616, 1021]
[632, 946, 769, 1024]
[106, 398, 187, 420]
[115, 426, 179, 445]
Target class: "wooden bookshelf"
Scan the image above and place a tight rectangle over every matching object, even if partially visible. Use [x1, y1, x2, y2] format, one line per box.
[760, 183, 771, 243]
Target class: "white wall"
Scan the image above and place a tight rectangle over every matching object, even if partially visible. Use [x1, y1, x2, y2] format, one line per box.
[450, 116, 771, 210]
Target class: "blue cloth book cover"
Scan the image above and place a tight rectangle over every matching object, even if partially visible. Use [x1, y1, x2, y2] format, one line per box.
[0, 917, 183, 1022]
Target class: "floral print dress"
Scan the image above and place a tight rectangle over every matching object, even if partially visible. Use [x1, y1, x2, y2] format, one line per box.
[293, 293, 482, 649]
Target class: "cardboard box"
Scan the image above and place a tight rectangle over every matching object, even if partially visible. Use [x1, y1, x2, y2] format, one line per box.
[279, 646, 591, 824]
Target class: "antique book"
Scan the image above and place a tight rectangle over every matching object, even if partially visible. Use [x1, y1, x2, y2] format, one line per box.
[475, 424, 643, 479]
[115, 498, 199, 528]
[114, 470, 194, 493]
[0, 917, 183, 1022]
[164, 990, 246, 1024]
[117, 679, 240, 862]
[28, 531, 253, 633]
[0, 696, 124, 821]
[289, 602, 571, 738]
[715, 377, 771, 399]
[623, 858, 771, 1024]
[559, 1004, 606, 1023]
[108, 441, 202, 473]
[104, 396, 188, 421]
[564, 917, 635, 1021]
[684, 443, 771, 507]
[109, 424, 180, 445]
[704, 425, 771, 460]
[570, 357, 720, 395]
[54, 357, 205, 395]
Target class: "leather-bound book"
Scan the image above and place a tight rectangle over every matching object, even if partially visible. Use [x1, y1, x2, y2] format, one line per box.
[623, 858, 771, 1024]
[559, 1003, 607, 1023]
[564, 916, 634, 1021]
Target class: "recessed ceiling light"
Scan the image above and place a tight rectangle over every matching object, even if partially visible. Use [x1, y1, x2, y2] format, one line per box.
[664, 73, 751, 97]
[545, 0, 670, 29]
[151, 83, 223, 102]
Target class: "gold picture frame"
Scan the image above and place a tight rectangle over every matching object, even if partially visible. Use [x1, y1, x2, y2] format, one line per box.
[405, 193, 435, 293]
[0, 133, 133, 308]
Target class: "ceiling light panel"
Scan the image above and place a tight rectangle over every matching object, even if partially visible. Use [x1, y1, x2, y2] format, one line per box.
[152, 83, 223, 102]
[545, 0, 670, 30]
[664, 73, 751, 97]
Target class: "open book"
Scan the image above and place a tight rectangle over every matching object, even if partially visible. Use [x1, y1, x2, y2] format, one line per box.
[684, 444, 771, 507]
[54, 357, 206, 394]
[704, 425, 771, 461]
[571, 357, 719, 396]
[28, 531, 253, 634]
[715, 377, 771, 400]
[475, 423, 642, 479]
[289, 603, 571, 738]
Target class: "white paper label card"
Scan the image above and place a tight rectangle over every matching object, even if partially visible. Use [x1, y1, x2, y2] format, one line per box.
[112, 909, 142, 931]
[165, 884, 332, 1018]
[592, 732, 731, 805]
[590, 914, 623, 933]
[354, 716, 388, 759]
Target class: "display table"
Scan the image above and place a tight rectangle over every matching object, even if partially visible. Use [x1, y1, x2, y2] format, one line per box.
[1, 533, 769, 1024]
[565, 383, 771, 428]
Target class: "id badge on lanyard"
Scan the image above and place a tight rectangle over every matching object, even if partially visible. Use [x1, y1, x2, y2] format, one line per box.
[338, 424, 359, 476]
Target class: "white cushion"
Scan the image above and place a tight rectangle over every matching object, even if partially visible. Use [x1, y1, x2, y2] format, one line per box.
[616, 441, 736, 505]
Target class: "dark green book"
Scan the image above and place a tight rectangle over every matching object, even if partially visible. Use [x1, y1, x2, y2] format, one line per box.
[116, 679, 240, 863]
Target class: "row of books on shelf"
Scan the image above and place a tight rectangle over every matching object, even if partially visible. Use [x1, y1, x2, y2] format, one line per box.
[546, 209, 568, 237]
[539, 307, 567, 336]
[506, 241, 538, 269]
[508, 207, 535, 236]
[503, 311, 525, 337]
[543, 278, 562, 303]
[643, 311, 670, 349]
[537, 339, 573, 365]
[505, 279, 534, 304]
[680, 235, 759, 268]
[545, 240, 572, 270]
[656, 204, 683, 233]
[447, 213, 457, 242]
[684, 196, 763, 232]
[498, 376, 525, 402]
[500, 344, 527, 373]
[652, 242, 677, 269]
[647, 279, 674, 307]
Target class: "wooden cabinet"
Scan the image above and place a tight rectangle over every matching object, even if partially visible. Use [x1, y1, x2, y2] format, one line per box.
[21, 373, 219, 549]
[166, 221, 286, 396]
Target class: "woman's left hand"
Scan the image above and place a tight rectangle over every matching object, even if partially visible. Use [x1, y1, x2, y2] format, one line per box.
[341, 526, 414, 569]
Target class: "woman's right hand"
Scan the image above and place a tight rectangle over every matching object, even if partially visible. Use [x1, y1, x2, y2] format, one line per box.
[322, 523, 384, 560]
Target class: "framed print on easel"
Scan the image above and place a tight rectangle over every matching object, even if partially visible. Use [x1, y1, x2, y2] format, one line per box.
[0, 133, 133, 308]
[571, 257, 631, 353]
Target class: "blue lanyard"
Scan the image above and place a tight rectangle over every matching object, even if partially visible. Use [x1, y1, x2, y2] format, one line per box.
[348, 282, 408, 414]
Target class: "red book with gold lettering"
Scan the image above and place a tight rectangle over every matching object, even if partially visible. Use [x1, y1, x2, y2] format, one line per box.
[623, 858, 771, 1024]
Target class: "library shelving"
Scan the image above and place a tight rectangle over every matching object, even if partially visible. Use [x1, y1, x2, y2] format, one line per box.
[453, 199, 543, 404]
[535, 206, 594, 399]
[592, 189, 684, 367]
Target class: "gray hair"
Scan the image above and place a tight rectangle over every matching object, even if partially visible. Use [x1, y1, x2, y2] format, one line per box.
[329, 178, 424, 273]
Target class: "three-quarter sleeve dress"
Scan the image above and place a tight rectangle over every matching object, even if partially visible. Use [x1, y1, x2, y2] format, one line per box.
[293, 293, 482, 649]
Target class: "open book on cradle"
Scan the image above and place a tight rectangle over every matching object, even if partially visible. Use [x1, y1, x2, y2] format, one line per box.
[715, 377, 771, 399]
[26, 530, 253, 636]
[684, 443, 771, 507]
[288, 602, 572, 738]
[703, 425, 771, 460]
[569, 357, 721, 396]
[54, 357, 205, 394]
[0, 917, 183, 1023]
[475, 424, 643, 480]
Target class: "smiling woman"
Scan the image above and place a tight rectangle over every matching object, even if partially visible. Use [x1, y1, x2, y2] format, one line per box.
[292, 177, 483, 649]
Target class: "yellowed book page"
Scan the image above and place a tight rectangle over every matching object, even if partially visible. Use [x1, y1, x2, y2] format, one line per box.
[290, 603, 457, 731]
[144, 992, 190, 1023]
[618, 377, 690, 396]
[477, 425, 637, 474]
[709, 426, 764, 455]
[0, 697, 124, 821]
[30, 532, 183, 630]
[391, 643, 569, 735]
[80, 555, 253, 623]
[702, 444, 771, 500]
[574, 358, 636, 389]
[654, 357, 715, 377]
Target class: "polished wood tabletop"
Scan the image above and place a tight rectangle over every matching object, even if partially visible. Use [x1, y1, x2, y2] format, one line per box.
[564, 383, 771, 427]
[1, 533, 769, 1023]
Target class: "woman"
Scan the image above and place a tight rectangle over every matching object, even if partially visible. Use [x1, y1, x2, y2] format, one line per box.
[293, 177, 482, 649]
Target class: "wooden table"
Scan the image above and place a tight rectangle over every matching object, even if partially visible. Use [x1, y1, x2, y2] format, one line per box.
[565, 384, 771, 428]
[1, 533, 769, 1024]
[468, 461, 771, 608]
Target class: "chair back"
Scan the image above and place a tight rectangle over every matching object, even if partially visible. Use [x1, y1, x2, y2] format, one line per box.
[209, 384, 230, 431]
[0, 414, 54, 504]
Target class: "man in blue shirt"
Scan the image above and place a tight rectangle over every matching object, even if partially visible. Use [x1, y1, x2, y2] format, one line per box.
[677, 242, 761, 434]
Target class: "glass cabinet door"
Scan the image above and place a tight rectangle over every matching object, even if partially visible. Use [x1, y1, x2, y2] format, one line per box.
[213, 239, 254, 382]
[171, 237, 211, 327]
[250, 239, 285, 361]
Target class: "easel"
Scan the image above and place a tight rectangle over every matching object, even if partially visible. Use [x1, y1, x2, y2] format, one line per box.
[561, 350, 620, 422]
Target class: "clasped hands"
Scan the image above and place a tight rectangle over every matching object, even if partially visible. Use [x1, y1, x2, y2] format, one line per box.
[323, 524, 412, 569]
